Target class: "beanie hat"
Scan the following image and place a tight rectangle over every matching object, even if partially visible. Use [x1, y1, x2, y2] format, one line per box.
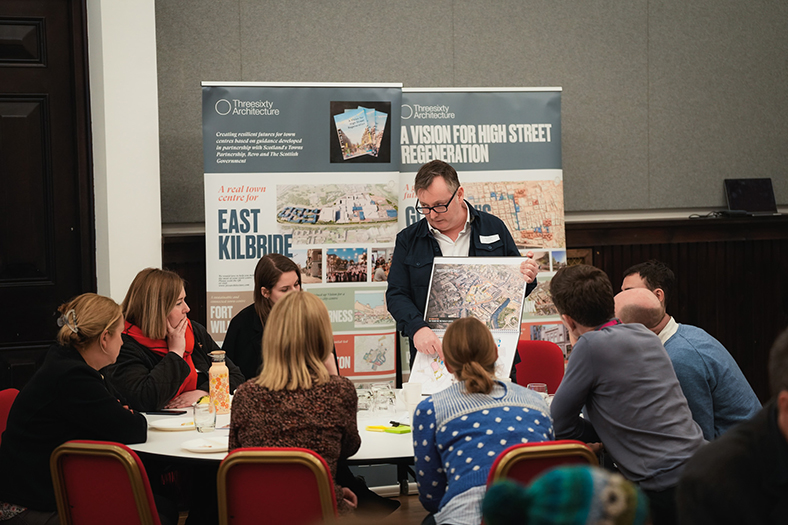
[482, 465, 650, 525]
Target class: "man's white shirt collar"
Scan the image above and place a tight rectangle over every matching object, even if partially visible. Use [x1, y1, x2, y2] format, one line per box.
[656, 316, 679, 345]
[430, 205, 471, 257]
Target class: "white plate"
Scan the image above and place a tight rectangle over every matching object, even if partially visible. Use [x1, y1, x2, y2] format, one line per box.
[149, 418, 196, 431]
[182, 437, 228, 453]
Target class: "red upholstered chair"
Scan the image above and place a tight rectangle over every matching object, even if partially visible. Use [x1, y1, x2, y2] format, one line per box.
[0, 388, 19, 447]
[217, 447, 338, 525]
[50, 440, 162, 525]
[514, 340, 565, 394]
[487, 440, 599, 487]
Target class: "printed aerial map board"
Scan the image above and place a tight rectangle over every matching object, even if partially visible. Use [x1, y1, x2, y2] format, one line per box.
[202, 82, 402, 383]
[400, 88, 566, 384]
[411, 257, 528, 394]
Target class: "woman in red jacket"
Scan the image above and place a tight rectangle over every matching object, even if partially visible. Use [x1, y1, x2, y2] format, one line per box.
[104, 268, 244, 411]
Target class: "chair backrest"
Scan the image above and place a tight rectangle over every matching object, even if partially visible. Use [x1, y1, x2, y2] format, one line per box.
[514, 340, 565, 394]
[217, 447, 338, 525]
[0, 388, 19, 447]
[487, 440, 599, 487]
[50, 440, 161, 525]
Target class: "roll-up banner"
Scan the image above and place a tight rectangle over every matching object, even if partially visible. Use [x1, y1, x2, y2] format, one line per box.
[399, 88, 569, 377]
[202, 82, 402, 384]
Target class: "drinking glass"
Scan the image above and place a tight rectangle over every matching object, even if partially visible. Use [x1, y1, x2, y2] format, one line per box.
[527, 383, 549, 400]
[193, 400, 216, 433]
[356, 385, 373, 412]
[381, 385, 398, 413]
[371, 382, 394, 413]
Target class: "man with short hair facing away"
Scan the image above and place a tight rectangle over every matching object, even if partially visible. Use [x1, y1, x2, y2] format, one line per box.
[621, 260, 761, 440]
[677, 327, 788, 524]
[386, 160, 538, 366]
[549, 264, 705, 525]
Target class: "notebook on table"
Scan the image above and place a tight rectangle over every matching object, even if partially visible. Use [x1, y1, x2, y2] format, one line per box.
[724, 178, 781, 216]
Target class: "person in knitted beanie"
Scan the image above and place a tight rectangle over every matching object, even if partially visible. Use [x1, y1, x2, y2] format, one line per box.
[483, 465, 651, 525]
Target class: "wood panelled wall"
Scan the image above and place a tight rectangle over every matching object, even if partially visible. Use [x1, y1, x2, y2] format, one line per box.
[567, 216, 788, 402]
[10, 217, 784, 397]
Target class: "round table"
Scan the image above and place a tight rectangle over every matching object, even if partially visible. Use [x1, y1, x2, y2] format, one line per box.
[130, 399, 418, 494]
[130, 412, 231, 462]
[130, 408, 415, 464]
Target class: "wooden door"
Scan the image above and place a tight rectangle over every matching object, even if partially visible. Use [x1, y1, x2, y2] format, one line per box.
[0, 0, 94, 389]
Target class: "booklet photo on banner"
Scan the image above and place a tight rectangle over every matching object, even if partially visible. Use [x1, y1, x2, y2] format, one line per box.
[409, 256, 527, 394]
[329, 100, 391, 163]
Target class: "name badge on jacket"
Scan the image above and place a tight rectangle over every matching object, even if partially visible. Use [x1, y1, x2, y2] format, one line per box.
[479, 234, 500, 244]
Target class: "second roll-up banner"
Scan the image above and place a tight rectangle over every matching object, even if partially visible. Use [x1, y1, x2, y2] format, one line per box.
[400, 88, 565, 387]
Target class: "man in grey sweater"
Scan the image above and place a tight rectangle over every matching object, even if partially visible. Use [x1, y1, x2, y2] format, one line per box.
[549, 264, 705, 525]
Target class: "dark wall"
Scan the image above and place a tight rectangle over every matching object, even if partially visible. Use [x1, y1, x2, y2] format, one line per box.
[568, 216, 788, 402]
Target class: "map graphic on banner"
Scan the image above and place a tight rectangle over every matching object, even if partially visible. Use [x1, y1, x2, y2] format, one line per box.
[410, 257, 527, 394]
[276, 183, 398, 245]
[399, 89, 565, 385]
[463, 180, 565, 249]
[203, 83, 401, 384]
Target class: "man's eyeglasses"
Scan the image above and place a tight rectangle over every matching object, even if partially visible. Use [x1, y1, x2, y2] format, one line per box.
[415, 187, 459, 215]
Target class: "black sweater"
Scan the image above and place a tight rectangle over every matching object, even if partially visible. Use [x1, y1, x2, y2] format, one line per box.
[222, 304, 264, 380]
[103, 321, 245, 412]
[0, 344, 147, 511]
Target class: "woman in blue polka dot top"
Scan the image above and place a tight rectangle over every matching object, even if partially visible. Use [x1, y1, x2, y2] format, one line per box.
[413, 317, 554, 525]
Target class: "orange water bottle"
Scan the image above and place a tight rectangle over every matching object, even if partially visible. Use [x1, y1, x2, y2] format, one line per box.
[209, 351, 230, 414]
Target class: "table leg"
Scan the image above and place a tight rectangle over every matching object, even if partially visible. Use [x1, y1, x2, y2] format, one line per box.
[398, 464, 418, 495]
[398, 464, 408, 495]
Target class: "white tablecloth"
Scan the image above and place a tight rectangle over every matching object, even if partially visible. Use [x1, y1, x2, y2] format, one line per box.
[129, 407, 415, 464]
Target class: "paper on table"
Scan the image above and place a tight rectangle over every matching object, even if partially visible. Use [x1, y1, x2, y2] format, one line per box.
[181, 437, 228, 453]
[409, 330, 519, 395]
[409, 350, 455, 395]
[149, 418, 196, 431]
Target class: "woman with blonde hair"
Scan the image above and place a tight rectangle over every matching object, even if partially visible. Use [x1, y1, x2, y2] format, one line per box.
[104, 268, 244, 411]
[413, 317, 555, 525]
[0, 294, 151, 525]
[229, 291, 361, 514]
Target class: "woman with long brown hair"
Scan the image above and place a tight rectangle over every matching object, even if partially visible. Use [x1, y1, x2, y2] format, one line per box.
[412, 317, 554, 525]
[223, 253, 337, 379]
